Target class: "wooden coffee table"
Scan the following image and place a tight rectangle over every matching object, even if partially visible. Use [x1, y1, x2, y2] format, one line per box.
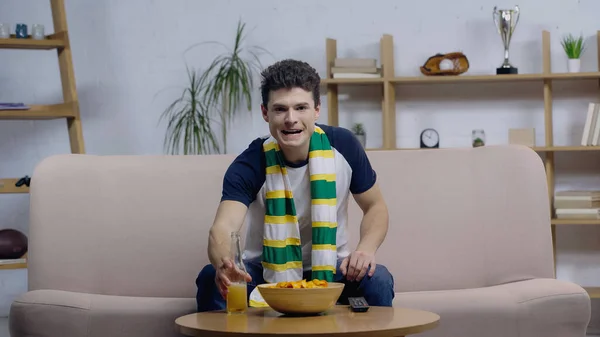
[175, 305, 439, 337]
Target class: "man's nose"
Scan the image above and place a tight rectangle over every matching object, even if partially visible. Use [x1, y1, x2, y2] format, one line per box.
[284, 109, 297, 123]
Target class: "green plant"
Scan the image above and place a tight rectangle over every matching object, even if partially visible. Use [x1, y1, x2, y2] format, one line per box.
[192, 19, 268, 154]
[160, 19, 269, 155]
[159, 65, 220, 155]
[351, 123, 365, 135]
[561, 34, 585, 59]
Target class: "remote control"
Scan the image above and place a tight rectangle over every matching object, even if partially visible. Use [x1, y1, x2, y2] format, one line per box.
[348, 297, 369, 312]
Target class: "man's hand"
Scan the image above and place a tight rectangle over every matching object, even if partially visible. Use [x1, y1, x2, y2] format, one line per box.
[215, 257, 252, 299]
[340, 250, 376, 282]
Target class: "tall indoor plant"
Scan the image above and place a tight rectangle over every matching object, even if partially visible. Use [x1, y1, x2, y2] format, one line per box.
[561, 33, 585, 73]
[160, 19, 268, 155]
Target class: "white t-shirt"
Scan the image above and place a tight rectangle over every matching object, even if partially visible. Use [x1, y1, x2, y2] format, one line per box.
[220, 124, 377, 270]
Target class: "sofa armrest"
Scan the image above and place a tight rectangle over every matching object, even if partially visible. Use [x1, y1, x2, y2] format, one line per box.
[9, 289, 196, 337]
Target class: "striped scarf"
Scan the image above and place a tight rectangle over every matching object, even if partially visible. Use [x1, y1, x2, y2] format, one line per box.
[261, 125, 337, 283]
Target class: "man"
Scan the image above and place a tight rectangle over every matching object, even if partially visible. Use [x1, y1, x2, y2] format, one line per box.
[196, 59, 394, 312]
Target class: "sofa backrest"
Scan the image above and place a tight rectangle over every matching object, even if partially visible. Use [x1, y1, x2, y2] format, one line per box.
[26, 145, 554, 298]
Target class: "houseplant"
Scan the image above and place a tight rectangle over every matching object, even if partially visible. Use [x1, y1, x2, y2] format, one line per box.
[160, 19, 268, 155]
[159, 65, 220, 155]
[561, 33, 585, 73]
[351, 123, 366, 148]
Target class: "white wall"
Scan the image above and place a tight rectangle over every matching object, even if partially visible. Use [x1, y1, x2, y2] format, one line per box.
[0, 0, 598, 328]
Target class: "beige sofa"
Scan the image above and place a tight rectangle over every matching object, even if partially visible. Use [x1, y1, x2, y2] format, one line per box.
[9, 145, 591, 337]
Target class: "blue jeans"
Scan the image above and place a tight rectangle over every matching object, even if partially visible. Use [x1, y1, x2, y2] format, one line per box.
[195, 258, 395, 312]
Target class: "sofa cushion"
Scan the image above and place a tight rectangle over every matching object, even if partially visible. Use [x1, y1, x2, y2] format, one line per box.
[393, 278, 591, 337]
[10, 289, 196, 337]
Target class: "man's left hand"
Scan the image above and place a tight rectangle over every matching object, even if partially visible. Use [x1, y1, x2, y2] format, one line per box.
[340, 250, 376, 282]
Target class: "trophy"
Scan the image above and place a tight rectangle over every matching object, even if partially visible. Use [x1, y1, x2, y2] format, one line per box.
[493, 5, 520, 74]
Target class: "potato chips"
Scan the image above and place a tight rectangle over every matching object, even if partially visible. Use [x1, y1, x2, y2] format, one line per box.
[269, 279, 329, 289]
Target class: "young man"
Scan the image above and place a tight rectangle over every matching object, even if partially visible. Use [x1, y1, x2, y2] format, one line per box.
[196, 59, 394, 311]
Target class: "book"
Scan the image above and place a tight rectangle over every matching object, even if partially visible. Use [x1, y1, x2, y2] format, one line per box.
[331, 66, 379, 74]
[0, 102, 30, 110]
[332, 72, 381, 78]
[581, 102, 599, 146]
[555, 208, 600, 219]
[555, 190, 600, 208]
[334, 58, 377, 68]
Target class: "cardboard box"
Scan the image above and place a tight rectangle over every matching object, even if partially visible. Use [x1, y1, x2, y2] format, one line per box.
[509, 128, 535, 147]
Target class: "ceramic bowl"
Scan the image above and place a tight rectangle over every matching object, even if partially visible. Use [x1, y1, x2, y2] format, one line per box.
[257, 282, 345, 315]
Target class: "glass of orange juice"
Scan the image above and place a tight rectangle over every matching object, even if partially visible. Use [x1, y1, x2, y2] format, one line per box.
[227, 282, 247, 314]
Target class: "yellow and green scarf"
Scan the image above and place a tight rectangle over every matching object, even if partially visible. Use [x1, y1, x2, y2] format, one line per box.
[260, 125, 337, 283]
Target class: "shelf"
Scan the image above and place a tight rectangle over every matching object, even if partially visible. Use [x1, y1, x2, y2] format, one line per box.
[366, 146, 600, 152]
[584, 287, 600, 299]
[0, 178, 29, 194]
[532, 146, 600, 152]
[551, 219, 600, 225]
[0, 102, 77, 120]
[0, 259, 27, 270]
[391, 73, 546, 84]
[0, 32, 66, 50]
[321, 72, 600, 86]
[390, 72, 600, 84]
[321, 78, 384, 85]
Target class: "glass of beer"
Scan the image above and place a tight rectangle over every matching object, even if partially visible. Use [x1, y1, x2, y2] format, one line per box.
[227, 232, 248, 314]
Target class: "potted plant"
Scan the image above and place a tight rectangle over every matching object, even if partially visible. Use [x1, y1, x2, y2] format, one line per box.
[561, 33, 585, 73]
[160, 19, 269, 155]
[351, 123, 366, 148]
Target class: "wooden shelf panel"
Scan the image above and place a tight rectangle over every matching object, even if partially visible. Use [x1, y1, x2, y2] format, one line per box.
[584, 287, 600, 299]
[0, 260, 27, 270]
[367, 146, 600, 152]
[321, 78, 384, 85]
[533, 146, 600, 152]
[551, 219, 600, 225]
[0, 178, 29, 194]
[0, 32, 66, 50]
[391, 73, 546, 84]
[0, 102, 77, 120]
[389, 72, 600, 84]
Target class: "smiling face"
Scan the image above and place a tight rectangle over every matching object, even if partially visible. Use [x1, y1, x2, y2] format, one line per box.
[261, 87, 320, 163]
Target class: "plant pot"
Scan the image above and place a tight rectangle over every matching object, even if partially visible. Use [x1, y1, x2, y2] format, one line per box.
[568, 58, 581, 73]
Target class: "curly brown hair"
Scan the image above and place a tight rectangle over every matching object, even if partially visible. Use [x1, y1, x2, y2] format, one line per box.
[260, 59, 321, 108]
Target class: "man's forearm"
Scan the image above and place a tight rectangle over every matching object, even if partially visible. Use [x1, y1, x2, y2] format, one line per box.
[206, 200, 248, 268]
[356, 202, 389, 254]
[208, 226, 232, 268]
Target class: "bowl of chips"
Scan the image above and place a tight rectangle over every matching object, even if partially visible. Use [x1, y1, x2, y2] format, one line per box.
[257, 279, 344, 315]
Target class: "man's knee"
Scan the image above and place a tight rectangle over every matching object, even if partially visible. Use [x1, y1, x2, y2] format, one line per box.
[196, 263, 224, 312]
[371, 264, 394, 285]
[363, 264, 394, 291]
[361, 264, 395, 306]
[196, 263, 216, 286]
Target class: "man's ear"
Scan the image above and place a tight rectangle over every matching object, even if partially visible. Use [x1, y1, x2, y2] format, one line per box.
[261, 104, 269, 122]
[314, 104, 321, 121]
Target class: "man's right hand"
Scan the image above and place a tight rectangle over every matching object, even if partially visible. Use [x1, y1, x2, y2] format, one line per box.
[215, 257, 252, 299]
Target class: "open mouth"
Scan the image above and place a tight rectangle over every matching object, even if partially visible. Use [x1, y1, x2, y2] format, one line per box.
[281, 129, 302, 135]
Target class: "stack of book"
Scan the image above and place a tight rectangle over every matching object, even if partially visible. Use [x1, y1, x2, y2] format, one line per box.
[581, 102, 600, 146]
[555, 190, 600, 219]
[331, 58, 381, 78]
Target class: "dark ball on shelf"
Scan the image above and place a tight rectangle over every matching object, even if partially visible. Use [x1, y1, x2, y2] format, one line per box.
[0, 229, 28, 259]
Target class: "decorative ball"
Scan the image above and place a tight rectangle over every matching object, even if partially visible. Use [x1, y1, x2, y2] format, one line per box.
[0, 229, 28, 259]
[439, 59, 453, 71]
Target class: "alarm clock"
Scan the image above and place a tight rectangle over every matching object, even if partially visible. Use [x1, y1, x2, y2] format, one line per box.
[420, 128, 439, 148]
